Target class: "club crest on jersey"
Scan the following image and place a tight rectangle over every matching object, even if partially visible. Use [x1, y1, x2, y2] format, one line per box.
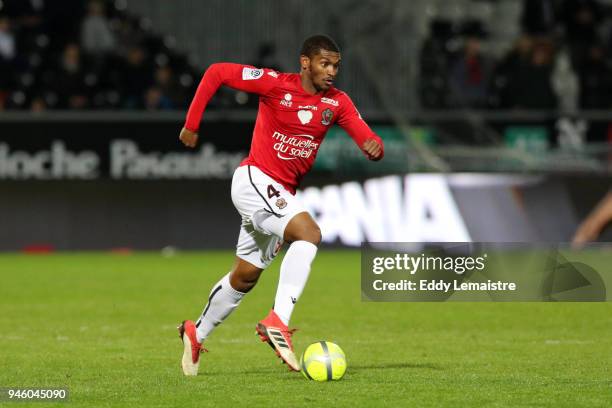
[275, 198, 287, 209]
[242, 67, 263, 80]
[280, 93, 292, 107]
[321, 108, 334, 126]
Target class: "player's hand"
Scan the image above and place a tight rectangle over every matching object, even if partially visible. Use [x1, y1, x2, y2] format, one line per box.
[179, 127, 199, 148]
[362, 138, 383, 161]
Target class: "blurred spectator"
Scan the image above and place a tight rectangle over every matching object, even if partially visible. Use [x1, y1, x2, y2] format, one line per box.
[524, 39, 559, 110]
[503, 38, 558, 110]
[561, 0, 603, 68]
[561, 0, 602, 42]
[30, 95, 47, 112]
[144, 86, 173, 111]
[577, 44, 612, 109]
[81, 0, 115, 57]
[552, 48, 579, 112]
[499, 35, 534, 75]
[492, 35, 534, 108]
[49, 43, 90, 109]
[0, 16, 16, 61]
[448, 33, 492, 109]
[521, 0, 558, 36]
[419, 20, 457, 108]
[3, 0, 45, 70]
[120, 46, 152, 109]
[113, 17, 146, 56]
[154, 66, 185, 108]
[0, 16, 16, 94]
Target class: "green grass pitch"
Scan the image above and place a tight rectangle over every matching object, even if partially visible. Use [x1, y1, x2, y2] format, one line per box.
[0, 250, 610, 407]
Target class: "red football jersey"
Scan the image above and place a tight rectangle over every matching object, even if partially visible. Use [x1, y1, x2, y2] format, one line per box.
[184, 63, 384, 193]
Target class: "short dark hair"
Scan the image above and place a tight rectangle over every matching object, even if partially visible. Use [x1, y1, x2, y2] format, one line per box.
[300, 35, 340, 58]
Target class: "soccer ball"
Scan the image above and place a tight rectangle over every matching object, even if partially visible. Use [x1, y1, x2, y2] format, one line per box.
[300, 341, 347, 381]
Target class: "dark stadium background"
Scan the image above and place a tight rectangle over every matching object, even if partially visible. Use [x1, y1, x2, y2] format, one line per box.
[1, 0, 612, 249]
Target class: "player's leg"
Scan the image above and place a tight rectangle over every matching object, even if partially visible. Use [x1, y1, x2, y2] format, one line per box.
[180, 256, 264, 376]
[229, 256, 264, 292]
[255, 212, 320, 372]
[195, 257, 263, 342]
[191, 164, 274, 342]
[232, 166, 309, 370]
[179, 165, 272, 376]
[272, 212, 321, 325]
[254, 212, 319, 371]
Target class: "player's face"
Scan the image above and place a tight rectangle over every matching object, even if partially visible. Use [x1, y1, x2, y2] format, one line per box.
[306, 50, 341, 92]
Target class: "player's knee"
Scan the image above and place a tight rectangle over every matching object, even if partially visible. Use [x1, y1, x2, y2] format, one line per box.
[230, 272, 259, 293]
[291, 224, 321, 246]
[308, 225, 322, 246]
[284, 212, 322, 245]
[238, 278, 259, 293]
[230, 263, 263, 293]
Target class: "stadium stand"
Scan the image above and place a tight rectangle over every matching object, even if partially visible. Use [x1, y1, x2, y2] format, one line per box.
[2, 0, 612, 115]
[0, 0, 197, 110]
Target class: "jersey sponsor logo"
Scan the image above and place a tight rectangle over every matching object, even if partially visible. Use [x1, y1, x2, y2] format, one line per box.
[267, 71, 279, 78]
[321, 108, 333, 126]
[321, 97, 339, 107]
[272, 131, 319, 160]
[280, 93, 293, 107]
[298, 105, 318, 111]
[297, 110, 313, 125]
[242, 67, 264, 80]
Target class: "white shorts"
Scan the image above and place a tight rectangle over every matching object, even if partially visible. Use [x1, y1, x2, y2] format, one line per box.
[231, 165, 305, 269]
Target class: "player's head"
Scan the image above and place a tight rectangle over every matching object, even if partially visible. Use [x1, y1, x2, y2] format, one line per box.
[300, 35, 341, 92]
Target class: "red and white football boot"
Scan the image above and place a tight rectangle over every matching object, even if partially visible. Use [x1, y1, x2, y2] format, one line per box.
[255, 310, 300, 371]
[178, 320, 207, 376]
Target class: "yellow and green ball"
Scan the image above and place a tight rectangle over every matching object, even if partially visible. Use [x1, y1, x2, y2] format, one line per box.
[300, 341, 347, 381]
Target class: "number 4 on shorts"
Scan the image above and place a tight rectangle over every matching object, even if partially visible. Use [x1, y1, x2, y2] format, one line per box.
[267, 185, 281, 199]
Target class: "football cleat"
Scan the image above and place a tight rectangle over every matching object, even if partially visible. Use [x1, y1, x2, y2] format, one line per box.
[178, 320, 207, 376]
[255, 310, 300, 371]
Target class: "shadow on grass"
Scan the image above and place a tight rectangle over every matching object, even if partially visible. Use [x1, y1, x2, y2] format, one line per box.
[350, 362, 443, 371]
[200, 362, 443, 378]
[200, 367, 297, 377]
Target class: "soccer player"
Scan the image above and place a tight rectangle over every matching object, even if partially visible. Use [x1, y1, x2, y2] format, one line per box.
[177, 35, 384, 376]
